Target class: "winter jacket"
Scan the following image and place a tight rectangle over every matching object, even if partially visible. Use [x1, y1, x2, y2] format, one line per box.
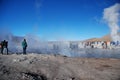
[22, 41, 27, 48]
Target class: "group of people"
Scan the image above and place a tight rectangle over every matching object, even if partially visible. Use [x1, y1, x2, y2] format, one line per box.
[0, 39, 27, 55]
[84, 41, 120, 49]
[0, 40, 8, 54]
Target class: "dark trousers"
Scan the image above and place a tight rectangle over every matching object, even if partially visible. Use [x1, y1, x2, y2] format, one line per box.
[23, 47, 27, 54]
[1, 47, 8, 55]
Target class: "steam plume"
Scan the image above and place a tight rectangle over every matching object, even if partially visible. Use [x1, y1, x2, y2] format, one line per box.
[103, 3, 120, 41]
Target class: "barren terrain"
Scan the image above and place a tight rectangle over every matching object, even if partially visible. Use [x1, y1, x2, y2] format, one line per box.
[0, 54, 120, 80]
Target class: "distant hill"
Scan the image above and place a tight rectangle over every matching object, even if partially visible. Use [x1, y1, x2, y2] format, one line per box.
[84, 34, 112, 42]
[84, 32, 120, 42]
[12, 36, 23, 43]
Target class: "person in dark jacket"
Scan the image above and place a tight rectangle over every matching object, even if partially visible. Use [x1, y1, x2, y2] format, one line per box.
[22, 39, 27, 54]
[0, 42, 2, 54]
[1, 40, 8, 55]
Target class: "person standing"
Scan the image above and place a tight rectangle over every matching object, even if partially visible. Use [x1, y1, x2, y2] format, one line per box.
[0, 42, 2, 54]
[22, 39, 27, 54]
[1, 40, 8, 55]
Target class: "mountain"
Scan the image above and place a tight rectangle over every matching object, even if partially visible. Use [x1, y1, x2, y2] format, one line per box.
[85, 32, 120, 42]
[100, 34, 112, 41]
[12, 36, 24, 43]
[84, 34, 112, 42]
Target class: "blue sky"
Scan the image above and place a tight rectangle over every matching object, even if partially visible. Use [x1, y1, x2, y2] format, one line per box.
[0, 0, 120, 41]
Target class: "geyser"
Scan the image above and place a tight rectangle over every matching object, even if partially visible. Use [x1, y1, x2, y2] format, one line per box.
[103, 3, 120, 41]
[0, 30, 120, 58]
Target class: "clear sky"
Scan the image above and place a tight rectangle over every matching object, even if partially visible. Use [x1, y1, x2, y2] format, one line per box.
[0, 0, 120, 41]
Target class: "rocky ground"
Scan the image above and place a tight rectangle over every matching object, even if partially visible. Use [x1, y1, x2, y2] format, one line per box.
[0, 53, 120, 80]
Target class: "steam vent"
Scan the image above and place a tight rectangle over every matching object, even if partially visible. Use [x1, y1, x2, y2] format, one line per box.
[0, 0, 120, 80]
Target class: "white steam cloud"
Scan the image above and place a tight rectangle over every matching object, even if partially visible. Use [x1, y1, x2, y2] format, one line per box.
[0, 31, 120, 58]
[103, 3, 120, 41]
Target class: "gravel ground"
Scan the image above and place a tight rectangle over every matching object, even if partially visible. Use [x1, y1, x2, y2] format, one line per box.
[0, 53, 120, 80]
